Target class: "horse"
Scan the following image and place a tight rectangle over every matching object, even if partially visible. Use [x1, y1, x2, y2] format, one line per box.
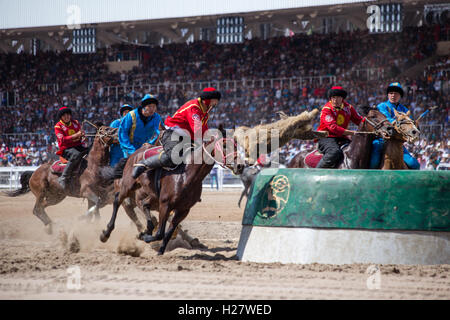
[4, 126, 120, 234]
[99, 132, 244, 255]
[287, 108, 394, 169]
[379, 109, 420, 169]
[237, 165, 261, 208]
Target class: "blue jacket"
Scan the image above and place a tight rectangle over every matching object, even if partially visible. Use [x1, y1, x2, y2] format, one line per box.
[118, 108, 161, 157]
[377, 100, 410, 124]
[109, 118, 124, 166]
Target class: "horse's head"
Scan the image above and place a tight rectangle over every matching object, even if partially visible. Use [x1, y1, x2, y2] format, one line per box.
[364, 109, 395, 139]
[392, 109, 420, 143]
[96, 126, 119, 146]
[203, 132, 245, 175]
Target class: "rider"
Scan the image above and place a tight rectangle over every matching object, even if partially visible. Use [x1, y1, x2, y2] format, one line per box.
[54, 106, 88, 189]
[109, 104, 133, 167]
[132, 87, 221, 179]
[316, 86, 365, 168]
[118, 94, 163, 161]
[369, 82, 420, 169]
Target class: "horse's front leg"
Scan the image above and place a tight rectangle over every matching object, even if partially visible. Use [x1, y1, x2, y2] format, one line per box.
[158, 209, 189, 255]
[141, 203, 170, 243]
[100, 192, 122, 242]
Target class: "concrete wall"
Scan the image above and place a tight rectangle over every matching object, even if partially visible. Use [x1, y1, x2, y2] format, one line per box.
[106, 60, 139, 73]
[237, 225, 450, 265]
[437, 41, 450, 56]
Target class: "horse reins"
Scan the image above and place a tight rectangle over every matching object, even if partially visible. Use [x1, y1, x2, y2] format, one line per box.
[82, 120, 117, 146]
[202, 137, 239, 169]
[360, 117, 391, 136]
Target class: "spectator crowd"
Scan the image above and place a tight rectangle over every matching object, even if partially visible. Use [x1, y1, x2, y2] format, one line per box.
[0, 25, 448, 168]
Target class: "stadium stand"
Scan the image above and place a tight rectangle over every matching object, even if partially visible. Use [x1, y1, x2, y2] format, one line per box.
[0, 25, 448, 168]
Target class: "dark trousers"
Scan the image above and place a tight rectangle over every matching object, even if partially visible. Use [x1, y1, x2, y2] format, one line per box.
[61, 145, 89, 178]
[160, 129, 193, 166]
[62, 145, 89, 162]
[316, 137, 350, 169]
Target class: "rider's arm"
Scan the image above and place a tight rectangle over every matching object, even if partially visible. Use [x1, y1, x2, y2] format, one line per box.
[55, 125, 80, 144]
[320, 108, 347, 136]
[118, 113, 136, 154]
[377, 103, 395, 124]
[187, 107, 204, 145]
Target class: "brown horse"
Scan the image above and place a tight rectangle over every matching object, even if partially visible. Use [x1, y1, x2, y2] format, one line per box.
[379, 109, 420, 169]
[4, 126, 121, 234]
[100, 133, 244, 255]
[287, 109, 393, 169]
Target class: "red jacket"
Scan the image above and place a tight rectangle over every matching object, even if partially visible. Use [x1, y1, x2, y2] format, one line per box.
[317, 101, 364, 138]
[164, 98, 210, 140]
[54, 119, 83, 155]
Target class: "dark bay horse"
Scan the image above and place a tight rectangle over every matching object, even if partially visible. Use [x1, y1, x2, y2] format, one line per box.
[4, 126, 120, 234]
[287, 109, 393, 169]
[100, 134, 244, 255]
[379, 109, 420, 169]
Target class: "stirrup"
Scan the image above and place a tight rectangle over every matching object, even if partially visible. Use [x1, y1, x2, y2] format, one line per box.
[133, 163, 147, 168]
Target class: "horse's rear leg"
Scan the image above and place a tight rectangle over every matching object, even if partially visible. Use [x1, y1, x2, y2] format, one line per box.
[33, 201, 53, 234]
[158, 209, 189, 255]
[121, 198, 145, 235]
[100, 192, 122, 242]
[80, 198, 99, 222]
[34, 193, 65, 235]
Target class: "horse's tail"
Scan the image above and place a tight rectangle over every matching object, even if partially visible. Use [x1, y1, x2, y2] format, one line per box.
[3, 170, 34, 197]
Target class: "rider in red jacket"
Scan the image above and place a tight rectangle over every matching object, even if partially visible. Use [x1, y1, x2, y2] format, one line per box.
[132, 87, 221, 179]
[54, 107, 87, 189]
[316, 86, 364, 168]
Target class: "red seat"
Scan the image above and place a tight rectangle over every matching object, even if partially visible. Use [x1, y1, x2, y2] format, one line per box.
[304, 149, 323, 168]
[50, 160, 67, 173]
[143, 146, 163, 160]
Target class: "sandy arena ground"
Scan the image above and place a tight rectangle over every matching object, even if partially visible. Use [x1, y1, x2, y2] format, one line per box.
[0, 189, 449, 300]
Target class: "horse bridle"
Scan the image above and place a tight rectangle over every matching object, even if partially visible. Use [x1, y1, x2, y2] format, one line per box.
[363, 117, 391, 137]
[392, 116, 419, 142]
[82, 120, 117, 146]
[202, 136, 240, 170]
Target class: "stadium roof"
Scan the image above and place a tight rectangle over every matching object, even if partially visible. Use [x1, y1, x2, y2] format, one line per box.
[2, 0, 371, 29]
[0, 0, 448, 53]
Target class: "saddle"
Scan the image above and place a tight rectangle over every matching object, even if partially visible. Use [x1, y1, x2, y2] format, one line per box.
[50, 156, 88, 175]
[50, 157, 68, 174]
[304, 142, 350, 168]
[143, 146, 163, 160]
[141, 145, 184, 197]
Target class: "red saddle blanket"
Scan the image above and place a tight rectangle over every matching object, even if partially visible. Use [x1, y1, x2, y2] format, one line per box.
[50, 160, 67, 173]
[143, 146, 163, 160]
[304, 149, 323, 168]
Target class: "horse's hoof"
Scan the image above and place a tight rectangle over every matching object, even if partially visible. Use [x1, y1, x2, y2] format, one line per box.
[137, 232, 145, 240]
[99, 231, 109, 243]
[142, 235, 154, 243]
[157, 250, 164, 256]
[45, 224, 53, 235]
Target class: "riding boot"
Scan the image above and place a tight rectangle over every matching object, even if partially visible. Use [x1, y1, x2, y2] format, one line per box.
[58, 160, 77, 190]
[112, 157, 128, 179]
[132, 155, 163, 179]
[132, 152, 175, 179]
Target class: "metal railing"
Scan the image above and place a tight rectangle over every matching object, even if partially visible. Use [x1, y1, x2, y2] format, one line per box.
[0, 166, 39, 190]
[102, 75, 338, 101]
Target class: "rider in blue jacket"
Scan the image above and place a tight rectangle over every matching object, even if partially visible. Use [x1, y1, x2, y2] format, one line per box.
[109, 104, 133, 166]
[118, 94, 163, 158]
[370, 82, 420, 169]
